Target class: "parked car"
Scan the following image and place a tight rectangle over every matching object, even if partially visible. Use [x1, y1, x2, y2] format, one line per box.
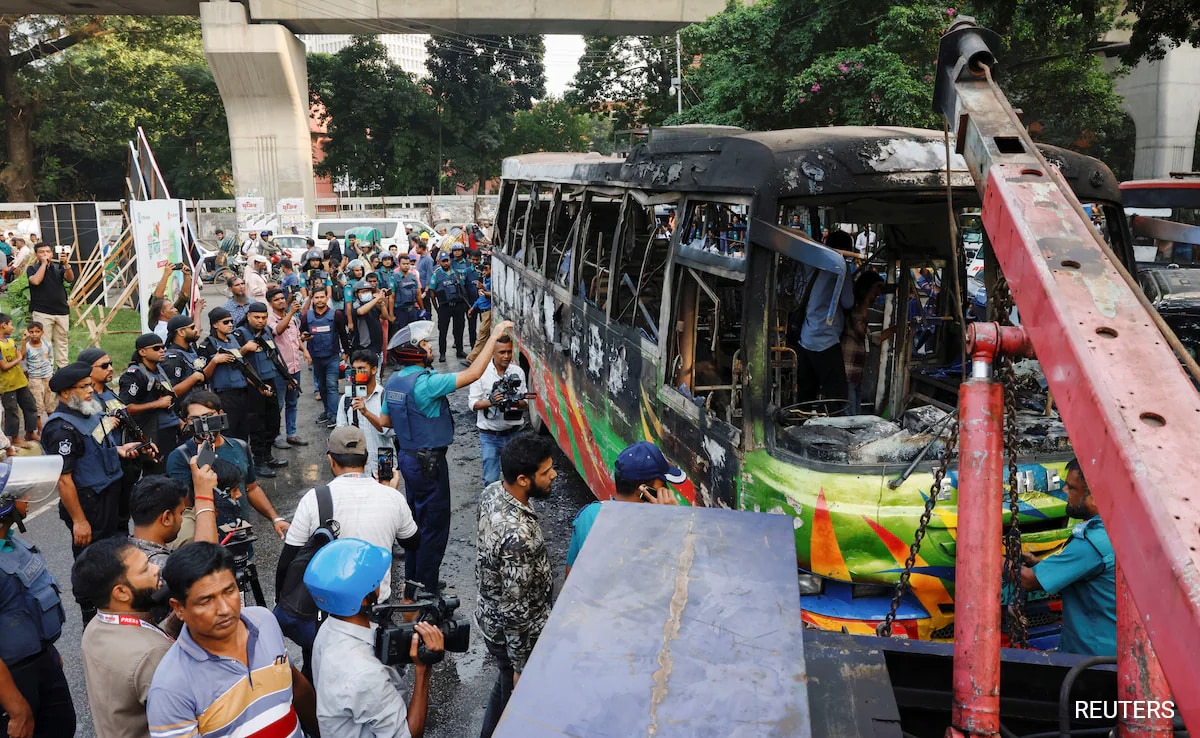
[271, 234, 310, 263]
[1138, 266, 1200, 360]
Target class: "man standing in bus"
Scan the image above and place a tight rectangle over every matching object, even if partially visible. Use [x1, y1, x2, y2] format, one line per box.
[1018, 458, 1116, 657]
[796, 230, 856, 404]
[380, 318, 514, 606]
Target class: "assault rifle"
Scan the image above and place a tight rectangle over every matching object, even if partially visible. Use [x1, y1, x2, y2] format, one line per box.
[255, 332, 301, 394]
[110, 408, 160, 461]
[215, 348, 275, 396]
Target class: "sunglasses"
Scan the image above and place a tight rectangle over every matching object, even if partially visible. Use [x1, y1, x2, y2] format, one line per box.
[146, 345, 165, 351]
[217, 319, 233, 324]
[94, 361, 113, 369]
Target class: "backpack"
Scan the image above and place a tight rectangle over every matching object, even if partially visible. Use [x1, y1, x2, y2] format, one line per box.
[276, 485, 338, 620]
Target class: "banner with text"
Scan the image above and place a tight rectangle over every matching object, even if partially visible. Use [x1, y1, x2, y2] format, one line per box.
[131, 199, 185, 333]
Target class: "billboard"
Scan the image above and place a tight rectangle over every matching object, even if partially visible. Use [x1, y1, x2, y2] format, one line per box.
[130, 199, 186, 333]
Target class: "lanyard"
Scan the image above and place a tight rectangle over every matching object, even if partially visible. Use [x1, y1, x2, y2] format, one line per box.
[95, 611, 174, 641]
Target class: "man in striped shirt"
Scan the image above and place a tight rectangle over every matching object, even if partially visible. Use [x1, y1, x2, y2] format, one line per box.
[147, 542, 318, 738]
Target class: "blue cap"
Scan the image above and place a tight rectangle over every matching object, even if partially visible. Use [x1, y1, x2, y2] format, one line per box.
[303, 538, 391, 616]
[614, 442, 686, 484]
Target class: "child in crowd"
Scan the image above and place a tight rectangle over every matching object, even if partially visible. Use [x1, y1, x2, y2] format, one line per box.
[22, 321, 53, 432]
[0, 313, 39, 444]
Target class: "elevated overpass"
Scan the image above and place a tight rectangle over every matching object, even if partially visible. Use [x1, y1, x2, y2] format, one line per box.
[2, 0, 722, 213]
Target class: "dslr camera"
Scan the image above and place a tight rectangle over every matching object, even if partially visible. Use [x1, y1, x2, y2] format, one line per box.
[371, 588, 470, 666]
[54, 245, 71, 257]
[490, 374, 536, 422]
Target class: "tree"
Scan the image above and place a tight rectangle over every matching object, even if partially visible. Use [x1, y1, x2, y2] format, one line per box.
[28, 17, 231, 200]
[565, 36, 676, 133]
[0, 15, 110, 200]
[426, 35, 545, 189]
[308, 36, 439, 195]
[1114, 0, 1200, 64]
[503, 98, 614, 156]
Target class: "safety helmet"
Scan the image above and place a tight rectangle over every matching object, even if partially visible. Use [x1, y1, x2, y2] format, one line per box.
[303, 538, 391, 617]
[303, 249, 323, 263]
[348, 258, 367, 273]
[260, 230, 270, 237]
[388, 320, 435, 350]
[354, 279, 373, 294]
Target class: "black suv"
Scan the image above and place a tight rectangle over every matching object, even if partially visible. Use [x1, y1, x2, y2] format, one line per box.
[1138, 267, 1200, 360]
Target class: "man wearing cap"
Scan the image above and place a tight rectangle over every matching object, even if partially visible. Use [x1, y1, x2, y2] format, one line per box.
[245, 254, 270, 304]
[275, 426, 418, 673]
[392, 253, 425, 336]
[196, 307, 251, 441]
[381, 318, 514, 603]
[118, 334, 184, 474]
[161, 315, 213, 397]
[564, 441, 684, 578]
[42, 364, 149, 611]
[349, 279, 391, 361]
[79, 348, 144, 531]
[234, 302, 287, 471]
[428, 252, 469, 362]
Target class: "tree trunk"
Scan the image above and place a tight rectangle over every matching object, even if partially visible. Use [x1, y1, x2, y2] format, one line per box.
[0, 21, 36, 202]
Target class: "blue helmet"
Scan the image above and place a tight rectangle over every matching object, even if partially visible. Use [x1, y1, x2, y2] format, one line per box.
[303, 538, 391, 616]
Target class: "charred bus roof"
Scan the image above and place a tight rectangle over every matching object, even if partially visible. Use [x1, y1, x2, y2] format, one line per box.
[501, 126, 1124, 205]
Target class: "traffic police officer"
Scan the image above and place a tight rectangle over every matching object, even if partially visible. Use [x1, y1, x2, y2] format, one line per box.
[1020, 457, 1116, 656]
[118, 333, 182, 474]
[235, 302, 287, 471]
[41, 363, 147, 620]
[381, 318, 513, 601]
[0, 456, 77, 737]
[197, 306, 250, 441]
[162, 314, 211, 396]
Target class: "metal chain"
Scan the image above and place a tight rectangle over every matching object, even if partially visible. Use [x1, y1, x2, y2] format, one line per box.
[993, 276, 1030, 647]
[878, 418, 960, 638]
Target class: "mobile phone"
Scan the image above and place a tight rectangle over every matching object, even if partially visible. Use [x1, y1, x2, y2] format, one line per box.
[197, 439, 217, 469]
[639, 485, 658, 503]
[377, 448, 395, 482]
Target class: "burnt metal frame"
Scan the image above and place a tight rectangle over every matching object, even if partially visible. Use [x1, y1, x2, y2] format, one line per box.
[935, 17, 1197, 734]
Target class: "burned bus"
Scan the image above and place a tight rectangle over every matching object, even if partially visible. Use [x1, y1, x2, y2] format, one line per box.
[490, 126, 1134, 642]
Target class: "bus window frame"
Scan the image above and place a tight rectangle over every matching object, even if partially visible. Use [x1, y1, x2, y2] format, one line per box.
[495, 180, 517, 255]
[576, 191, 623, 317]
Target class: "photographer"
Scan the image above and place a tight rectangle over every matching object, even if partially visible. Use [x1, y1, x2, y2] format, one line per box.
[305, 539, 443, 738]
[468, 334, 527, 487]
[274, 426, 417, 678]
[149, 262, 199, 341]
[268, 288, 310, 449]
[165, 390, 289, 542]
[381, 318, 514, 603]
[299, 248, 329, 299]
[349, 278, 392, 362]
[26, 242, 74, 369]
[335, 350, 391, 477]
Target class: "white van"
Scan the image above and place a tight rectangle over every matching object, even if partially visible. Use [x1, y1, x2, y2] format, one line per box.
[310, 218, 429, 250]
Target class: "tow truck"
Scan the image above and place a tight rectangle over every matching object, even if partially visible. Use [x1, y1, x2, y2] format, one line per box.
[493, 18, 1198, 738]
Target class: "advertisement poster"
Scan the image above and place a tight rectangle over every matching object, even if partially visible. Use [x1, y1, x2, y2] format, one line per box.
[236, 196, 267, 234]
[131, 199, 185, 333]
[277, 198, 306, 235]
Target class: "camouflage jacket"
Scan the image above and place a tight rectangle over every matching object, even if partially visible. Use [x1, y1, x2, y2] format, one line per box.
[475, 481, 553, 671]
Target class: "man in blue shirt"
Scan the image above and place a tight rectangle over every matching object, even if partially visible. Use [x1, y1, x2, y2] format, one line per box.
[796, 230, 855, 403]
[565, 441, 682, 578]
[380, 317, 514, 602]
[1020, 458, 1116, 656]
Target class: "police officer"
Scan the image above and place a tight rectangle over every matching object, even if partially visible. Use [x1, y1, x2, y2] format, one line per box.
[381, 318, 514, 601]
[78, 347, 140, 532]
[41, 363, 148, 619]
[301, 287, 351, 428]
[0, 456, 77, 737]
[392, 253, 424, 333]
[161, 314, 211, 397]
[118, 333, 182, 474]
[235, 302, 288, 472]
[299, 248, 329, 300]
[196, 307, 250, 441]
[429, 253, 469, 362]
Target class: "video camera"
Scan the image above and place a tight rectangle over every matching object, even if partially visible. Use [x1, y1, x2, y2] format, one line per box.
[218, 519, 265, 606]
[371, 587, 470, 667]
[188, 413, 230, 438]
[305, 267, 330, 290]
[490, 374, 536, 422]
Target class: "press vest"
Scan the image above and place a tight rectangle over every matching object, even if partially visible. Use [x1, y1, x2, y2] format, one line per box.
[385, 369, 454, 451]
[235, 326, 279, 381]
[45, 410, 125, 495]
[395, 273, 420, 308]
[306, 308, 339, 359]
[0, 535, 65, 663]
[202, 335, 248, 391]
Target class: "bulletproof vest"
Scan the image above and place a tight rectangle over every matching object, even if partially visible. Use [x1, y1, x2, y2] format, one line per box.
[435, 270, 464, 304]
[235, 326, 278, 381]
[202, 335, 248, 391]
[394, 273, 420, 308]
[95, 388, 126, 440]
[165, 344, 207, 389]
[306, 307, 339, 358]
[45, 411, 125, 495]
[131, 363, 180, 430]
[0, 535, 65, 663]
[385, 369, 454, 451]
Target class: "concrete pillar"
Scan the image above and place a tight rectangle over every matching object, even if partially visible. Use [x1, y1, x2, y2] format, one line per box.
[1114, 42, 1200, 179]
[200, 0, 315, 216]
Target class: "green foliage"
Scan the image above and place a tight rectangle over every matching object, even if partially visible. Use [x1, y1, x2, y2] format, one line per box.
[1118, 0, 1200, 64]
[308, 36, 440, 195]
[19, 17, 231, 200]
[426, 35, 546, 188]
[675, 0, 1135, 178]
[0, 273, 30, 326]
[504, 99, 615, 157]
[566, 36, 677, 132]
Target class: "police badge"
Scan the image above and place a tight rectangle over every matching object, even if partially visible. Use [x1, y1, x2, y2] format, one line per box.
[58, 440, 72, 455]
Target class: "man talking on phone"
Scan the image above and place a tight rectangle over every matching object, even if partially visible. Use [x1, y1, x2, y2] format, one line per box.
[564, 441, 684, 578]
